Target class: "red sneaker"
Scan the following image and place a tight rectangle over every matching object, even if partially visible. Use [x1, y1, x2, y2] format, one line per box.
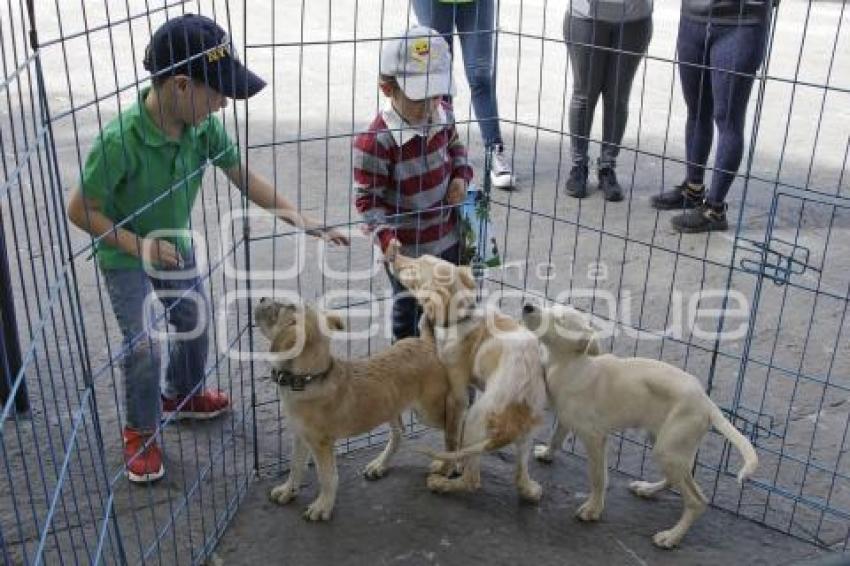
[123, 427, 165, 483]
[161, 389, 230, 421]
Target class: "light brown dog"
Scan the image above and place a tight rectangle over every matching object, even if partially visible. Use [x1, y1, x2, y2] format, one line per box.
[386, 243, 547, 502]
[523, 303, 758, 548]
[254, 297, 464, 521]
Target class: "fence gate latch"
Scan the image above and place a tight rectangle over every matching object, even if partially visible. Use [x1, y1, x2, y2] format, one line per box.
[737, 236, 819, 286]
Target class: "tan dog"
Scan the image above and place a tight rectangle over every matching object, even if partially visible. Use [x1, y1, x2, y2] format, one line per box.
[386, 244, 547, 503]
[254, 297, 463, 521]
[522, 302, 758, 548]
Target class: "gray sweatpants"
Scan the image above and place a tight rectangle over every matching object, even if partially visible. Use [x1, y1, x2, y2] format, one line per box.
[564, 15, 652, 170]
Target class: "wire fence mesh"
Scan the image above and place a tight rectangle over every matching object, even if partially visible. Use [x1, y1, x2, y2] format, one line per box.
[1, 0, 848, 564]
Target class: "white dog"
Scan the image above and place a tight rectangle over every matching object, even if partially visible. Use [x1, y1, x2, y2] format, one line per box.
[387, 245, 548, 503]
[522, 302, 758, 548]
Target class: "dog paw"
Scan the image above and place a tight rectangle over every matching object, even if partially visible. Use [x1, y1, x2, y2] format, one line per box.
[426, 473, 451, 493]
[427, 472, 478, 494]
[303, 499, 333, 521]
[364, 460, 388, 481]
[575, 501, 602, 522]
[533, 444, 554, 463]
[269, 482, 297, 505]
[652, 529, 681, 549]
[518, 479, 543, 503]
[629, 480, 659, 499]
[428, 459, 453, 477]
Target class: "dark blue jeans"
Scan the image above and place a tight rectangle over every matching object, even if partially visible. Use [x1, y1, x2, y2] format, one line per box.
[411, 0, 503, 146]
[385, 243, 460, 341]
[103, 256, 210, 431]
[677, 16, 769, 204]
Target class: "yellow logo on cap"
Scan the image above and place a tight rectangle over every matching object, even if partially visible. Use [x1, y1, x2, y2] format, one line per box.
[207, 44, 231, 63]
[410, 38, 431, 62]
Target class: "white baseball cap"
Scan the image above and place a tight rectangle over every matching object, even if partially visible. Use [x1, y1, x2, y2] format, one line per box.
[380, 26, 455, 100]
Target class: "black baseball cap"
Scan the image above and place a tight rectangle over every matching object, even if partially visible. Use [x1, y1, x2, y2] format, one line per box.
[143, 14, 265, 99]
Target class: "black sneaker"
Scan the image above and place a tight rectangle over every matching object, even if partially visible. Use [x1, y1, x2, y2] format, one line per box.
[671, 201, 729, 233]
[651, 182, 704, 210]
[598, 168, 623, 202]
[565, 165, 589, 198]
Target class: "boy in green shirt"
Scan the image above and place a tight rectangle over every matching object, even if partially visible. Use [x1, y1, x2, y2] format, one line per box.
[67, 14, 348, 483]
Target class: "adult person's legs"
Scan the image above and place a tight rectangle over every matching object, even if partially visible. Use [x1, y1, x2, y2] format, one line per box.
[672, 20, 768, 233]
[454, 1, 515, 189]
[564, 15, 610, 198]
[411, 0, 455, 47]
[651, 17, 713, 211]
[413, 1, 515, 189]
[597, 17, 652, 202]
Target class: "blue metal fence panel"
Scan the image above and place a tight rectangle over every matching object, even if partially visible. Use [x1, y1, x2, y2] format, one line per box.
[1, 0, 848, 563]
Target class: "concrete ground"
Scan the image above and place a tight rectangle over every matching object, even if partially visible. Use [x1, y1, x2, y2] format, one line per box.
[1, 0, 849, 564]
[213, 430, 825, 566]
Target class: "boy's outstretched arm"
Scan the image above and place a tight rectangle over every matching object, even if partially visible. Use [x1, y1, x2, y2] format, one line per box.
[353, 131, 397, 253]
[224, 165, 350, 246]
[66, 185, 183, 268]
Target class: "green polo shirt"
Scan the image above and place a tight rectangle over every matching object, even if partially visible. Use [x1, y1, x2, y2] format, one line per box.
[80, 87, 240, 270]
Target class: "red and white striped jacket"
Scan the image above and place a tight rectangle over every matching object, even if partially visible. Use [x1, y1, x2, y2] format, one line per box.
[353, 101, 473, 257]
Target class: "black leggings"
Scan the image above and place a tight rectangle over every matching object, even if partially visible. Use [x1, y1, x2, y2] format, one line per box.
[677, 16, 768, 204]
[564, 15, 652, 170]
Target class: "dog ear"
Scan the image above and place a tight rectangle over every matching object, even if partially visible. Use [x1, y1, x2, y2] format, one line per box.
[324, 312, 345, 331]
[458, 266, 476, 290]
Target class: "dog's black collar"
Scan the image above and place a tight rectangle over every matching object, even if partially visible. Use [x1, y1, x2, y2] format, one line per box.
[270, 361, 334, 391]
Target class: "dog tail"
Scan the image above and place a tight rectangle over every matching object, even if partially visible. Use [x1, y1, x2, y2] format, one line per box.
[710, 405, 758, 484]
[420, 402, 542, 462]
[416, 439, 494, 462]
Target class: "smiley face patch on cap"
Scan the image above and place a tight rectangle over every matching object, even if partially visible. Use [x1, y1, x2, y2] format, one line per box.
[410, 38, 431, 66]
[379, 26, 455, 101]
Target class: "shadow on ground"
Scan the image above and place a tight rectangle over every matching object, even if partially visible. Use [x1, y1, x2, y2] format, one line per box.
[213, 430, 826, 566]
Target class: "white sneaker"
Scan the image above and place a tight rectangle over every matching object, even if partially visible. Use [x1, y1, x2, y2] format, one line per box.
[490, 145, 515, 190]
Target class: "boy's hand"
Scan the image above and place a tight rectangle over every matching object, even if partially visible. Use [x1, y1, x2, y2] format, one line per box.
[383, 239, 402, 264]
[447, 178, 466, 206]
[306, 227, 350, 246]
[140, 238, 182, 269]
[321, 227, 350, 246]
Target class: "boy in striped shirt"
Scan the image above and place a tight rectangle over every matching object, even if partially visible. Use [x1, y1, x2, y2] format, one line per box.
[354, 26, 473, 340]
